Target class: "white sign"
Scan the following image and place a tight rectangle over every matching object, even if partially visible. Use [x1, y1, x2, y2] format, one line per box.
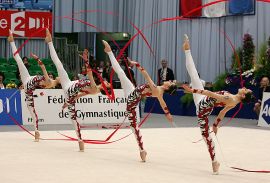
[258, 92, 270, 127]
[21, 89, 139, 126]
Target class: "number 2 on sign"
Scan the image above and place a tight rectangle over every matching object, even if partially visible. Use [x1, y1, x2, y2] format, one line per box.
[11, 11, 25, 37]
[14, 16, 25, 31]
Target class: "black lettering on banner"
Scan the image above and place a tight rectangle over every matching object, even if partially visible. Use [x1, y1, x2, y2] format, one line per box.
[113, 111, 119, 119]
[104, 111, 108, 117]
[58, 109, 127, 120]
[98, 96, 102, 103]
[59, 110, 69, 118]
[98, 95, 127, 105]
[48, 95, 94, 104]
[76, 97, 93, 104]
[48, 95, 67, 104]
[27, 118, 44, 123]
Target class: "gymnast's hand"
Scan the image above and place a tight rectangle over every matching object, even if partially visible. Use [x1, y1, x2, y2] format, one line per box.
[45, 28, 52, 43]
[83, 49, 89, 57]
[166, 113, 173, 123]
[31, 53, 39, 60]
[62, 102, 68, 110]
[127, 57, 138, 68]
[212, 124, 218, 135]
[183, 34, 190, 51]
[182, 84, 193, 93]
[8, 30, 14, 42]
[79, 49, 89, 62]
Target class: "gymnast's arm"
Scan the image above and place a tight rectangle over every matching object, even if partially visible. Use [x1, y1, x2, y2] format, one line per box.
[157, 96, 173, 122]
[182, 84, 231, 103]
[135, 63, 157, 91]
[86, 68, 97, 90]
[31, 53, 50, 82]
[79, 49, 97, 90]
[212, 106, 234, 134]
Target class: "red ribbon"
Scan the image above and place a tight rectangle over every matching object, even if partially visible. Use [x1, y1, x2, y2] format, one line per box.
[80, 124, 130, 129]
[58, 100, 157, 144]
[231, 167, 270, 173]
[7, 113, 73, 141]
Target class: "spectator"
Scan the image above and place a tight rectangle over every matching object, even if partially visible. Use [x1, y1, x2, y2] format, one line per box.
[72, 75, 79, 81]
[254, 76, 270, 116]
[22, 56, 29, 65]
[157, 59, 174, 85]
[18, 81, 24, 90]
[102, 61, 111, 81]
[0, 72, 5, 89]
[18, 84, 24, 90]
[47, 72, 61, 89]
[16, 77, 23, 90]
[78, 65, 88, 80]
[97, 60, 105, 75]
[48, 72, 55, 80]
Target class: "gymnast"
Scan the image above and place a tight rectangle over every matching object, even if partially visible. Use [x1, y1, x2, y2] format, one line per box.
[8, 30, 59, 142]
[182, 34, 254, 174]
[103, 40, 177, 162]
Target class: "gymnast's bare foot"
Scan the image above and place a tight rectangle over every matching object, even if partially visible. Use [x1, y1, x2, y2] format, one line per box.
[8, 30, 14, 42]
[78, 140, 84, 152]
[140, 150, 147, 162]
[34, 131, 40, 142]
[102, 40, 112, 52]
[212, 161, 220, 175]
[45, 28, 52, 43]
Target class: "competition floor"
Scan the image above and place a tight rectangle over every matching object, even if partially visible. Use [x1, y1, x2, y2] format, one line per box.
[0, 114, 269, 183]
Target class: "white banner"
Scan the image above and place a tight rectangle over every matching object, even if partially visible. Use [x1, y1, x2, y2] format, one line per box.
[21, 89, 138, 125]
[258, 92, 270, 127]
